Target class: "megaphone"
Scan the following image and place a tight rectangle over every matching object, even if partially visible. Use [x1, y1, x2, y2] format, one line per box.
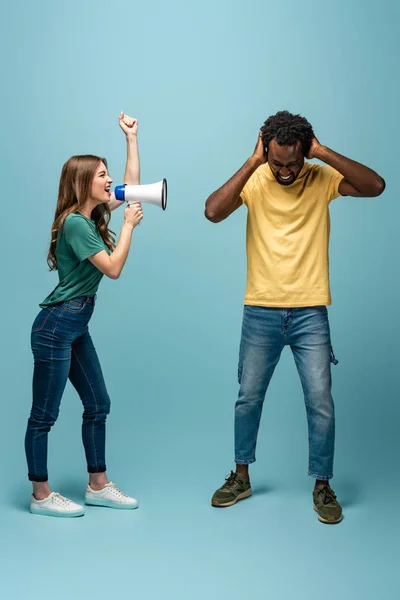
[114, 179, 167, 210]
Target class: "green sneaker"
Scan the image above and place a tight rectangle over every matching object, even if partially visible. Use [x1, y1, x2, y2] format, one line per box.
[212, 471, 252, 507]
[313, 485, 343, 524]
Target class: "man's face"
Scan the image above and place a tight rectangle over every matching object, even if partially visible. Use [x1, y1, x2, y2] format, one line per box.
[267, 138, 304, 186]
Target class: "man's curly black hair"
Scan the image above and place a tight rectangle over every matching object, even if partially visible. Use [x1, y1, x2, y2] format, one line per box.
[260, 110, 314, 157]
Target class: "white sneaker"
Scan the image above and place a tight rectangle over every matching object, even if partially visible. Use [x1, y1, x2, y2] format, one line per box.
[85, 482, 138, 510]
[30, 492, 85, 518]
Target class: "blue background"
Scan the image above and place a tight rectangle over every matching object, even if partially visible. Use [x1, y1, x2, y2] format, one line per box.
[1, 0, 398, 598]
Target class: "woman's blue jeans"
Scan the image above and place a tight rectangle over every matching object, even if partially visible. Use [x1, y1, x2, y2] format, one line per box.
[25, 296, 110, 482]
[235, 306, 338, 480]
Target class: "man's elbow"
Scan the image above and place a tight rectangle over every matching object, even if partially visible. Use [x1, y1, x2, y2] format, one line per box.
[204, 207, 221, 223]
[204, 199, 223, 223]
[365, 176, 386, 197]
[372, 176, 386, 197]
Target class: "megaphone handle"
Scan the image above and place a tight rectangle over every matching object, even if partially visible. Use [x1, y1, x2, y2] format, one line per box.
[127, 201, 142, 225]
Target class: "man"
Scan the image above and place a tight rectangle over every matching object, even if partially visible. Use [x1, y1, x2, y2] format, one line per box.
[205, 110, 385, 523]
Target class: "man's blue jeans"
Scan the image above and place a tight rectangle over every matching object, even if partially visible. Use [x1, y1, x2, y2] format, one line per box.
[25, 296, 111, 482]
[235, 306, 338, 480]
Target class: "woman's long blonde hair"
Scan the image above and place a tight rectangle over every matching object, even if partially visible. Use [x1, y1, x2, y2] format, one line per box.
[47, 155, 116, 270]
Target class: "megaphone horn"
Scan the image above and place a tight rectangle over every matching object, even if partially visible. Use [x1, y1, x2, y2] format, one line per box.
[114, 179, 167, 210]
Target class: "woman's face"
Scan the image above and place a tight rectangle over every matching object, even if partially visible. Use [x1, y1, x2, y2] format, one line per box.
[90, 161, 113, 204]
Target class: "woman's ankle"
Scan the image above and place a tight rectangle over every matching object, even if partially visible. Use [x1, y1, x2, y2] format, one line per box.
[89, 472, 109, 491]
[32, 482, 52, 500]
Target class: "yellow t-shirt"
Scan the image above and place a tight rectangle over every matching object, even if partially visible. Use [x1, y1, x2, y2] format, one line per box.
[240, 162, 343, 307]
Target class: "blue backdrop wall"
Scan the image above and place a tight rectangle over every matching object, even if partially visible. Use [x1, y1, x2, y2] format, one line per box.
[1, 1, 398, 598]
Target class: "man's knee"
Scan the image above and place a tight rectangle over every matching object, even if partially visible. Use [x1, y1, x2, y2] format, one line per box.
[236, 381, 266, 411]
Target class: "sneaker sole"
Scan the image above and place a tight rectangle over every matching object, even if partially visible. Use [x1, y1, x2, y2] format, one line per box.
[30, 507, 84, 518]
[313, 504, 343, 524]
[85, 498, 138, 510]
[212, 488, 252, 507]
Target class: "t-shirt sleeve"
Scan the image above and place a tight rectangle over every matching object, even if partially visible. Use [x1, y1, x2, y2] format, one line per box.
[319, 165, 344, 203]
[240, 172, 257, 205]
[240, 181, 249, 205]
[63, 215, 105, 261]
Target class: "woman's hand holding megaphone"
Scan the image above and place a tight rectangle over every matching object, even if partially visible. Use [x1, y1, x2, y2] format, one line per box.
[124, 202, 143, 229]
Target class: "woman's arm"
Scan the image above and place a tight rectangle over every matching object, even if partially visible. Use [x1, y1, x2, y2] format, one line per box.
[89, 203, 143, 279]
[109, 112, 140, 211]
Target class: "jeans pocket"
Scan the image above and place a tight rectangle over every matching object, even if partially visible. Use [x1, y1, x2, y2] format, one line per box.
[31, 307, 56, 333]
[65, 297, 88, 313]
[330, 346, 339, 365]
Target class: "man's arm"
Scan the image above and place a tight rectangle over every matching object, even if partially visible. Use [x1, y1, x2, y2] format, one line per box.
[109, 112, 140, 211]
[205, 133, 266, 223]
[308, 138, 385, 197]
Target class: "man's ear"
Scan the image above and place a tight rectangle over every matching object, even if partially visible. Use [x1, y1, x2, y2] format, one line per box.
[263, 139, 268, 158]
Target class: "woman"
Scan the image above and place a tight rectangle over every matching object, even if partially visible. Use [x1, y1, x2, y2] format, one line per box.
[25, 112, 143, 517]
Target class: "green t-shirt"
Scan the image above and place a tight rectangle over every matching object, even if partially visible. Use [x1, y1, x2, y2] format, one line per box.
[40, 213, 109, 308]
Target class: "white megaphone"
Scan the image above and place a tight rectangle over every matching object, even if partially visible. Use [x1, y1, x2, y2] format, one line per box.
[114, 179, 167, 210]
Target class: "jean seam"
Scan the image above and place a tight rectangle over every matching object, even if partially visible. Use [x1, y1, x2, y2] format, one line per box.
[32, 306, 56, 333]
[251, 408, 264, 463]
[50, 306, 67, 335]
[235, 315, 284, 464]
[291, 350, 315, 477]
[72, 346, 99, 469]
[281, 309, 293, 336]
[292, 346, 334, 480]
[31, 309, 64, 478]
[235, 387, 264, 465]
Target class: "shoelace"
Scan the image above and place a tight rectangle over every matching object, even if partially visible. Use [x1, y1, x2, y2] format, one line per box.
[106, 483, 128, 499]
[52, 493, 73, 506]
[222, 471, 240, 489]
[317, 487, 337, 505]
